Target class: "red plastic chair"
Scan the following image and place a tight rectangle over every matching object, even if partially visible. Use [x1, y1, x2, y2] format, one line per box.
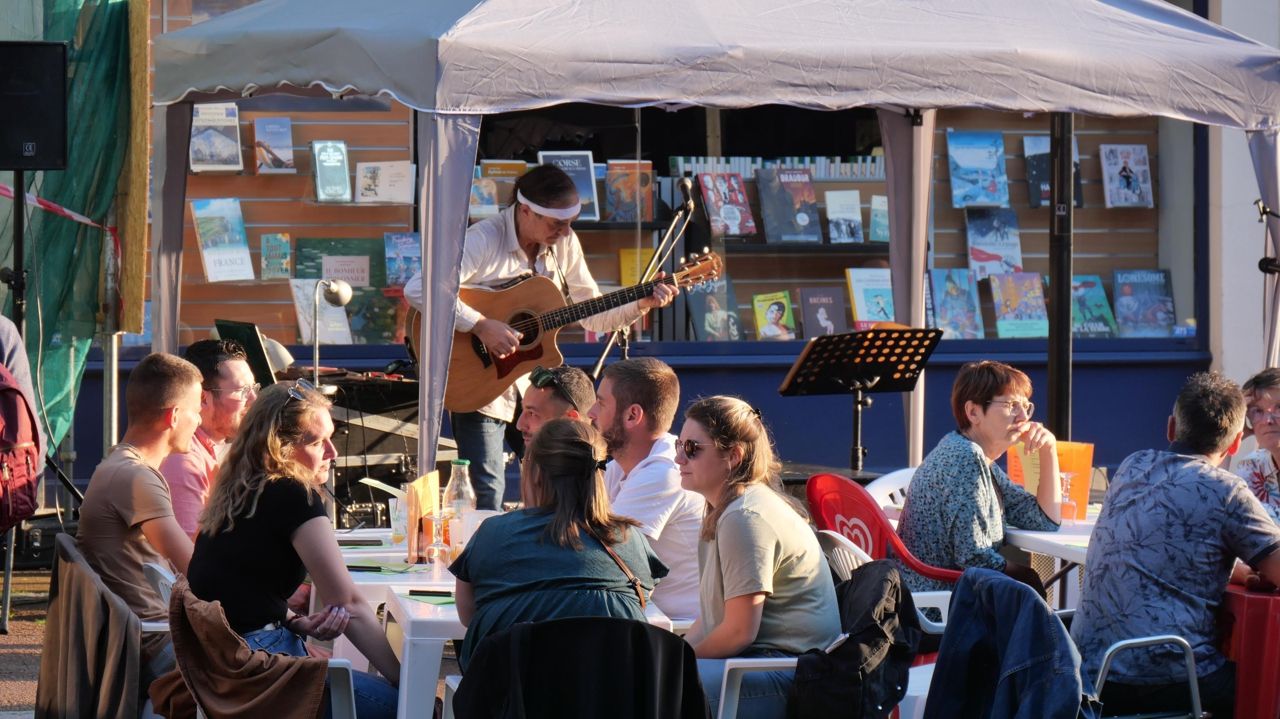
[807, 472, 962, 584]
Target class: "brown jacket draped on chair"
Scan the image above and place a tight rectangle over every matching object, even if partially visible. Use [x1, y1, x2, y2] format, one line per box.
[149, 576, 328, 719]
[35, 533, 142, 719]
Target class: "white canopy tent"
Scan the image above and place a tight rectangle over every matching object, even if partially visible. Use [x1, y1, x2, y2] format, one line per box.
[152, 0, 1280, 472]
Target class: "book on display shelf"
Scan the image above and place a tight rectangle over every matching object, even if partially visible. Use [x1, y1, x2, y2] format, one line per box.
[536, 150, 600, 221]
[1069, 275, 1118, 338]
[751, 290, 797, 340]
[604, 160, 655, 222]
[1112, 268, 1175, 337]
[295, 237, 396, 345]
[189, 103, 243, 173]
[469, 177, 500, 219]
[311, 140, 352, 203]
[1100, 144, 1155, 209]
[988, 272, 1048, 338]
[384, 232, 421, 289]
[618, 247, 657, 287]
[845, 267, 895, 330]
[480, 160, 529, 179]
[824, 189, 864, 244]
[946, 129, 1010, 208]
[686, 275, 741, 342]
[798, 287, 850, 338]
[868, 195, 890, 243]
[929, 269, 984, 339]
[189, 198, 255, 282]
[697, 172, 757, 238]
[252, 117, 295, 174]
[289, 278, 354, 345]
[965, 207, 1023, 281]
[755, 167, 822, 243]
[260, 233, 292, 280]
[355, 160, 414, 204]
[1022, 136, 1083, 209]
[924, 273, 936, 331]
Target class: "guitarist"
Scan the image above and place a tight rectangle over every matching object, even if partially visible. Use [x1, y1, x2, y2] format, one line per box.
[405, 164, 676, 510]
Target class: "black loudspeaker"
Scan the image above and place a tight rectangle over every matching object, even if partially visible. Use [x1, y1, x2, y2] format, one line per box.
[0, 41, 68, 170]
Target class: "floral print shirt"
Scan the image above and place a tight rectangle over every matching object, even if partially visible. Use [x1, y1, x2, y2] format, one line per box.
[1232, 448, 1280, 524]
[1072, 446, 1280, 684]
[896, 431, 1059, 592]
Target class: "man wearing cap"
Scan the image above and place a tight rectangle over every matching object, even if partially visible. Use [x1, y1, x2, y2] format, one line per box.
[406, 164, 676, 509]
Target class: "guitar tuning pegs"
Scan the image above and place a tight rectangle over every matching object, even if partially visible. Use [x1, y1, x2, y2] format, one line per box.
[679, 256, 686, 264]
[702, 246, 710, 254]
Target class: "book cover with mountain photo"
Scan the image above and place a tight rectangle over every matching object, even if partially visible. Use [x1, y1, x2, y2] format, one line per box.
[189, 103, 243, 173]
[947, 130, 1010, 208]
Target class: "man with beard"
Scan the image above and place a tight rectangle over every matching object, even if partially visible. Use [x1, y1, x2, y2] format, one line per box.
[513, 364, 596, 447]
[589, 358, 703, 621]
[160, 339, 259, 537]
[78, 352, 205, 686]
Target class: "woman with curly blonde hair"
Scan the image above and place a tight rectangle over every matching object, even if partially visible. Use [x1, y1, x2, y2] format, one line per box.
[188, 380, 398, 718]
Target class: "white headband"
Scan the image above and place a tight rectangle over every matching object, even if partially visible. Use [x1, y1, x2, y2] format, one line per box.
[516, 189, 581, 221]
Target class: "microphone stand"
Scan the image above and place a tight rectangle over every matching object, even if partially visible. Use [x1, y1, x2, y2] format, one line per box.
[590, 185, 697, 381]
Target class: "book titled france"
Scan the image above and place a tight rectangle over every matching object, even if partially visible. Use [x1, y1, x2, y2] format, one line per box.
[311, 140, 352, 203]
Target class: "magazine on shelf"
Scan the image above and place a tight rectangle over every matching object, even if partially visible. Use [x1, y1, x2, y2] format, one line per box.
[1022, 136, 1082, 209]
[289, 279, 354, 345]
[751, 290, 797, 340]
[965, 208, 1023, 281]
[798, 287, 849, 338]
[929, 269, 984, 339]
[537, 150, 599, 221]
[1100, 144, 1155, 209]
[697, 172, 757, 237]
[824, 190, 864, 244]
[988, 272, 1048, 338]
[260, 233, 292, 280]
[946, 129, 1009, 208]
[1112, 268, 1175, 337]
[356, 160, 414, 204]
[384, 232, 422, 289]
[755, 167, 822, 243]
[604, 160, 655, 222]
[189, 103, 243, 173]
[311, 140, 352, 203]
[868, 195, 890, 243]
[189, 198, 254, 282]
[1069, 275, 1118, 338]
[845, 267, 895, 330]
[470, 178, 500, 219]
[252, 117, 295, 174]
[686, 275, 741, 341]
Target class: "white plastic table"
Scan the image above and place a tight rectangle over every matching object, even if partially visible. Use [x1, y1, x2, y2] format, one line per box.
[1005, 515, 1095, 607]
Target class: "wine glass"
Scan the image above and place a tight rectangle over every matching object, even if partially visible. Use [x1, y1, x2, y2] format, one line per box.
[426, 488, 450, 562]
[1060, 472, 1078, 526]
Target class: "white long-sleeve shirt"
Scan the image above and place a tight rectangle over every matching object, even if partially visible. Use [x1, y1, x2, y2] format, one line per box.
[406, 205, 645, 421]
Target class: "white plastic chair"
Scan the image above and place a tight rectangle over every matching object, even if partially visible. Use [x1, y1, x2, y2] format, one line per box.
[817, 529, 949, 634]
[142, 562, 176, 607]
[865, 467, 915, 513]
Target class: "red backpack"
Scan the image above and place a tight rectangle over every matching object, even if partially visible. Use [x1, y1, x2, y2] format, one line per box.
[0, 362, 41, 534]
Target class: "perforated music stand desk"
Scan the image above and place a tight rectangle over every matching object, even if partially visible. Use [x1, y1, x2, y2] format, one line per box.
[779, 326, 943, 477]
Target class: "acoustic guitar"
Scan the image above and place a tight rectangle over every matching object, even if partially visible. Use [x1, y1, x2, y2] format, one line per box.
[407, 252, 722, 412]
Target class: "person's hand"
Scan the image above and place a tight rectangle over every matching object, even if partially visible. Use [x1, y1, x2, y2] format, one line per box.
[638, 272, 679, 311]
[288, 605, 350, 641]
[286, 583, 311, 614]
[472, 318, 523, 358]
[1019, 421, 1057, 454]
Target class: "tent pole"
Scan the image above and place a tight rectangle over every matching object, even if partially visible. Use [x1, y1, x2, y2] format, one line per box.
[1048, 113, 1074, 440]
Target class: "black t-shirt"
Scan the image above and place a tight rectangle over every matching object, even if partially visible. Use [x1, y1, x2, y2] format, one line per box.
[188, 478, 328, 633]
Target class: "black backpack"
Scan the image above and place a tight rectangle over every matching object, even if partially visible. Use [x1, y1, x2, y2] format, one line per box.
[0, 362, 41, 533]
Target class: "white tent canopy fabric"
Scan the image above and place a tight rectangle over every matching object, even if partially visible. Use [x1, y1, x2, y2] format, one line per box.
[151, 0, 1280, 471]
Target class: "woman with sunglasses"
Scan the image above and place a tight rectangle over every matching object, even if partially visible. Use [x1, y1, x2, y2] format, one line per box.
[676, 396, 839, 719]
[897, 360, 1062, 597]
[1233, 368, 1280, 523]
[187, 381, 398, 718]
[450, 418, 666, 670]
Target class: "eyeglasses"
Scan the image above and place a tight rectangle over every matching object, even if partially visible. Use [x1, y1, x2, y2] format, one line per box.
[986, 398, 1034, 417]
[676, 438, 704, 459]
[206, 382, 261, 401]
[529, 365, 580, 410]
[1246, 405, 1280, 428]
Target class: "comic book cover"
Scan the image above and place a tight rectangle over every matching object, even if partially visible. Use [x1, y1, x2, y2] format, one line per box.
[988, 272, 1048, 338]
[947, 129, 1010, 208]
[1069, 274, 1118, 338]
[798, 287, 849, 338]
[966, 208, 1023, 281]
[697, 172, 757, 237]
[604, 160, 655, 222]
[686, 275, 742, 341]
[755, 167, 822, 243]
[845, 267, 895, 330]
[1100, 144, 1155, 208]
[1112, 269, 1175, 337]
[751, 290, 797, 340]
[929, 269, 984, 339]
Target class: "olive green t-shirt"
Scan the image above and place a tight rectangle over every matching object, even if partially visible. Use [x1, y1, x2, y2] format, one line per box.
[697, 484, 840, 654]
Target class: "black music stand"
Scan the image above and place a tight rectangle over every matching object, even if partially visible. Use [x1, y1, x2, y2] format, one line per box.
[779, 326, 943, 479]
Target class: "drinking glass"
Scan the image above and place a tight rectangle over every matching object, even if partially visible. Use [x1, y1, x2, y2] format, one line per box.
[426, 488, 450, 562]
[1060, 472, 1078, 526]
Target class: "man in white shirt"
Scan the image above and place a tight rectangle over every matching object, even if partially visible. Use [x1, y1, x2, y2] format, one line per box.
[405, 164, 676, 509]
[589, 357, 704, 620]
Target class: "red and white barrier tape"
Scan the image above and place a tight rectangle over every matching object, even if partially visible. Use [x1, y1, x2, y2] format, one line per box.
[0, 182, 120, 250]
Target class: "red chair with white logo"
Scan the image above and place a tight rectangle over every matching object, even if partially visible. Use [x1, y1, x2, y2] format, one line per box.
[807, 473, 962, 585]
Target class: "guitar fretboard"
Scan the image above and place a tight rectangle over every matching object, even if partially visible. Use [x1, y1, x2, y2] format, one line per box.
[540, 276, 677, 330]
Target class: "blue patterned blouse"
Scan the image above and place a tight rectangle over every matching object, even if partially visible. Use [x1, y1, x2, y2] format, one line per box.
[896, 431, 1059, 592]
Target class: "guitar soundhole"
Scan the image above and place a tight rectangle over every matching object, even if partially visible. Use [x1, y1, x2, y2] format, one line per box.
[511, 311, 540, 347]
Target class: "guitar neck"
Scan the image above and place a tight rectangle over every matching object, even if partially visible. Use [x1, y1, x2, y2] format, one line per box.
[541, 276, 675, 330]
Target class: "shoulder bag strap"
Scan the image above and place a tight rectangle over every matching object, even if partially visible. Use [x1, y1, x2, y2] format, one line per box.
[585, 527, 646, 609]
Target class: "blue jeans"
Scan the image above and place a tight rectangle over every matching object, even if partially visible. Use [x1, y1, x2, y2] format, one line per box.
[450, 411, 509, 510]
[241, 625, 398, 719]
[698, 649, 795, 719]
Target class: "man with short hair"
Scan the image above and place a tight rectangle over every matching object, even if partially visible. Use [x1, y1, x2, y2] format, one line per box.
[514, 364, 596, 445]
[589, 357, 704, 621]
[78, 352, 205, 685]
[160, 339, 258, 536]
[1071, 371, 1280, 718]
